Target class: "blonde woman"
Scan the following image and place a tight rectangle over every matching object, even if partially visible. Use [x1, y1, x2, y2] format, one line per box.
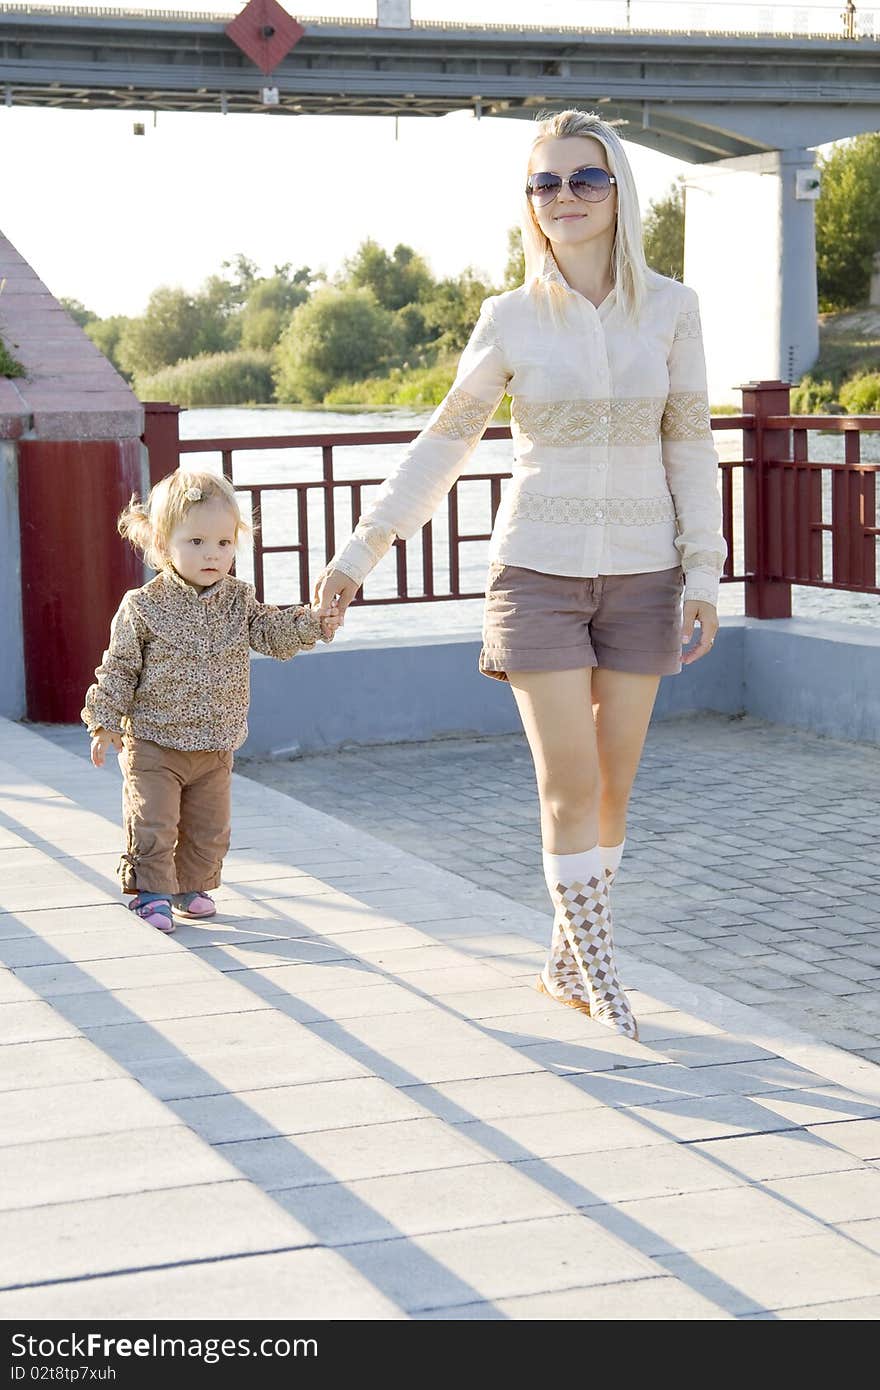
[315, 110, 725, 1040]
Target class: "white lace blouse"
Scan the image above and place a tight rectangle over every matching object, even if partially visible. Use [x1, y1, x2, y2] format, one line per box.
[328, 260, 727, 606]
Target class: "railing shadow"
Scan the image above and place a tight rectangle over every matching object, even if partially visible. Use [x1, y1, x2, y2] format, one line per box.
[4, 730, 880, 1316]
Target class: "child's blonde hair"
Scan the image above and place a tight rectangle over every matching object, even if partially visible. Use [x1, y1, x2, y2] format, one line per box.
[520, 108, 649, 323]
[119, 469, 250, 571]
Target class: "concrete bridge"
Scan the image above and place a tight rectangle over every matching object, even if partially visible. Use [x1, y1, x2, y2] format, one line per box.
[0, 5, 876, 151]
[2, 3, 880, 394]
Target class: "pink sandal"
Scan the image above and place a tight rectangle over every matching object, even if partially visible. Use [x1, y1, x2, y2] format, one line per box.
[173, 892, 216, 920]
[128, 896, 175, 933]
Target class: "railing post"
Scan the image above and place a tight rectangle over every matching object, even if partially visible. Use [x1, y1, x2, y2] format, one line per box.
[740, 379, 793, 619]
[142, 401, 181, 488]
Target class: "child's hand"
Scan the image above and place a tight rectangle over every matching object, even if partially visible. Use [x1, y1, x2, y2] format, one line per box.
[315, 598, 342, 643]
[90, 729, 123, 767]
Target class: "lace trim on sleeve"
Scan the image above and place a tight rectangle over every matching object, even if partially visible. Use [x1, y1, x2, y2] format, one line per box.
[682, 549, 725, 574]
[427, 387, 496, 442]
[673, 309, 702, 341]
[661, 391, 713, 442]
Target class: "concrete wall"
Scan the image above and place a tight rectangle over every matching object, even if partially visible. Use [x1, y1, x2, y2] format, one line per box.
[0, 441, 25, 720]
[244, 619, 748, 758]
[745, 619, 880, 745]
[242, 616, 880, 757]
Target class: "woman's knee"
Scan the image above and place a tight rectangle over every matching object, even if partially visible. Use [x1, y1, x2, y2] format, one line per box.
[538, 771, 599, 826]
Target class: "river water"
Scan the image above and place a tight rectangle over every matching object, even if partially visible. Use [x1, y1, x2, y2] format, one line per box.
[180, 405, 880, 643]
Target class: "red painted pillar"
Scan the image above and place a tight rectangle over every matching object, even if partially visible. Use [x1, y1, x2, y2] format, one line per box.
[18, 438, 145, 723]
[741, 380, 793, 620]
[142, 401, 181, 487]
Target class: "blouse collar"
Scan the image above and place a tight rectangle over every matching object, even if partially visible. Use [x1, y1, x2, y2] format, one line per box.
[162, 565, 223, 601]
[538, 250, 617, 316]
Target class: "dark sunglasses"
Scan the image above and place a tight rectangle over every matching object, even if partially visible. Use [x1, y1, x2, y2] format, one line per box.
[526, 166, 617, 207]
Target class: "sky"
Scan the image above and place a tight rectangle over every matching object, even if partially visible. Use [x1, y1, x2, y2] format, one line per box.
[0, 1, 847, 318]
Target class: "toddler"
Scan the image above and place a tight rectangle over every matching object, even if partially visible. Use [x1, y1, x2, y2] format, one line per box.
[82, 468, 338, 932]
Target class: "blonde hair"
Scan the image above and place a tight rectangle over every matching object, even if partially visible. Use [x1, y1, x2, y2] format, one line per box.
[119, 469, 250, 572]
[520, 109, 649, 323]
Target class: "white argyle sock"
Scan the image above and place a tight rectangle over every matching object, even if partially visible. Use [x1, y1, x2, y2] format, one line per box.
[540, 843, 638, 1040]
[598, 839, 625, 881]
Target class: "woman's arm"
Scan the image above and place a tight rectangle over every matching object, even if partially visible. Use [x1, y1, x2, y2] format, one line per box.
[660, 287, 728, 608]
[319, 297, 511, 604]
[81, 595, 145, 737]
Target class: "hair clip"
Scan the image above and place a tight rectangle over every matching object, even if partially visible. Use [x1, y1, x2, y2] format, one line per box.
[184, 486, 202, 502]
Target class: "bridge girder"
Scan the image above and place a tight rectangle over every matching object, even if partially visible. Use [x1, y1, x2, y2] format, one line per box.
[1, 12, 878, 160]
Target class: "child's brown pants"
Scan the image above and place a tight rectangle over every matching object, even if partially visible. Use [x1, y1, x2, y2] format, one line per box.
[119, 737, 233, 895]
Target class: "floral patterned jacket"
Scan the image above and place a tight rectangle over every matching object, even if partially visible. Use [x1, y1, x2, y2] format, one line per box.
[327, 259, 727, 607]
[82, 566, 324, 751]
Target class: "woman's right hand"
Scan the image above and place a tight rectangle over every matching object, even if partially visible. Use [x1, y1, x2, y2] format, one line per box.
[313, 568, 361, 627]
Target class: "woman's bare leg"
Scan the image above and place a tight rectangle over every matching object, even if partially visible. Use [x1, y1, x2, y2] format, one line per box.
[591, 668, 662, 848]
[507, 664, 658, 1040]
[507, 667, 600, 853]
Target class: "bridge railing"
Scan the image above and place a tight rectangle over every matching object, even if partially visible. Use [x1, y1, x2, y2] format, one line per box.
[143, 379, 880, 621]
[0, 2, 874, 40]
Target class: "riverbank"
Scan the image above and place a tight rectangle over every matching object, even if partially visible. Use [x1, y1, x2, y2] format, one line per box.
[137, 305, 880, 414]
[793, 307, 880, 412]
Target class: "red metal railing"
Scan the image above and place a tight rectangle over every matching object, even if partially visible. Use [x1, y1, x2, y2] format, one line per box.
[142, 381, 880, 620]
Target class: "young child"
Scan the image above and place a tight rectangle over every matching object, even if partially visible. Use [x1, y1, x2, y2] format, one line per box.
[82, 468, 338, 933]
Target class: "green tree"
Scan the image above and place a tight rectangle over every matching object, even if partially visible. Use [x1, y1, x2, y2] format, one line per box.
[240, 271, 313, 351]
[342, 239, 434, 310]
[220, 253, 260, 305]
[274, 286, 400, 402]
[816, 133, 880, 312]
[643, 180, 685, 280]
[502, 227, 525, 289]
[116, 287, 205, 377]
[194, 273, 244, 353]
[60, 297, 96, 328]
[393, 301, 431, 356]
[85, 315, 132, 376]
[420, 269, 495, 354]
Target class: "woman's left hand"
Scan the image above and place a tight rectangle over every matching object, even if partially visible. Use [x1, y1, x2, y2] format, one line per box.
[314, 598, 342, 643]
[681, 600, 718, 665]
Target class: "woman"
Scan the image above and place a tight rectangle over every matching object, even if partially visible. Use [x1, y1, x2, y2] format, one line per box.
[315, 109, 726, 1041]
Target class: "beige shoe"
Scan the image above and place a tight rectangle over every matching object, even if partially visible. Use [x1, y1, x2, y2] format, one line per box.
[535, 960, 591, 1015]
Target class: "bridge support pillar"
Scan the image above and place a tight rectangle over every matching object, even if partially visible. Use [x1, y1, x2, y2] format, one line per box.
[683, 148, 820, 405]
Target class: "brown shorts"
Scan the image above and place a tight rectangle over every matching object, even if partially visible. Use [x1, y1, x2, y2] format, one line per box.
[480, 563, 684, 682]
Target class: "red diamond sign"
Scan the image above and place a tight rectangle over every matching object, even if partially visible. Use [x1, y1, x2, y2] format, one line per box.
[225, 0, 305, 76]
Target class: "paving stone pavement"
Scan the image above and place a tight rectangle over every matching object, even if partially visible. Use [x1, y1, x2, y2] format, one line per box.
[5, 713, 880, 1320]
[235, 713, 880, 1065]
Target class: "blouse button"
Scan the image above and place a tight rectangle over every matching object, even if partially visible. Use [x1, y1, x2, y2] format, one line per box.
[596, 509, 605, 520]
[599, 415, 609, 424]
